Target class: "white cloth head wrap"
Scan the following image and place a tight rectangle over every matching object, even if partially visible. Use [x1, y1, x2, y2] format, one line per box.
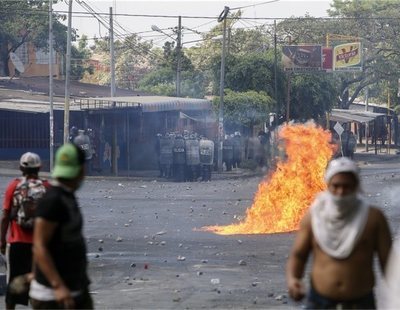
[311, 157, 369, 259]
[310, 192, 369, 259]
[324, 157, 359, 183]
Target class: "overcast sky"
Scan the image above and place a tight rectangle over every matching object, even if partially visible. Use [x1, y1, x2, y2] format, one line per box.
[54, 0, 332, 48]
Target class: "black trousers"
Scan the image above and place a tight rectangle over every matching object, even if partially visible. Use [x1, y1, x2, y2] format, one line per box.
[306, 285, 376, 309]
[6, 242, 33, 306]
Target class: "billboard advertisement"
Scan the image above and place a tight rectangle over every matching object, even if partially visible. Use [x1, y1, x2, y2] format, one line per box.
[322, 47, 333, 71]
[333, 42, 362, 71]
[282, 45, 322, 72]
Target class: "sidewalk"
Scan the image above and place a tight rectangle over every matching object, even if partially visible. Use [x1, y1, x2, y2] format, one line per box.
[0, 161, 262, 181]
[1, 147, 398, 181]
[353, 145, 400, 165]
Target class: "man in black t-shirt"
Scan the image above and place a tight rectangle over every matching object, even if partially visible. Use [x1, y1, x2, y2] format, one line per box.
[29, 143, 93, 309]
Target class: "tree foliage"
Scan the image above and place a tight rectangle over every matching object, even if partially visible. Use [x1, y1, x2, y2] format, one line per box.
[0, 0, 67, 76]
[290, 74, 339, 121]
[276, 1, 400, 109]
[71, 35, 93, 80]
[213, 89, 274, 130]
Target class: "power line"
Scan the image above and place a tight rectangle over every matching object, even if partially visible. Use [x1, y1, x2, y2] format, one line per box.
[75, 0, 159, 63]
[3, 8, 400, 21]
[230, 0, 280, 11]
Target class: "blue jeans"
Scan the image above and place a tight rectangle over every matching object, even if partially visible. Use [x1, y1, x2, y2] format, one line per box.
[306, 285, 376, 309]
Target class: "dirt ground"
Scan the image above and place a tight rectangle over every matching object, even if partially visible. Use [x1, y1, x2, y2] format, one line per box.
[0, 152, 399, 309]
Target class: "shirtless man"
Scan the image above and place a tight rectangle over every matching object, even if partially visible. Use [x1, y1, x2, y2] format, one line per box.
[286, 157, 392, 309]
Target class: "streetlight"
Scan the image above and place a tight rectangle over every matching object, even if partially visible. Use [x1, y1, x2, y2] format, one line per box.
[216, 6, 229, 173]
[151, 17, 182, 97]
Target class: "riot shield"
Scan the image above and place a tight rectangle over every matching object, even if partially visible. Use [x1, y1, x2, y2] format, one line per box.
[159, 137, 174, 165]
[185, 139, 200, 166]
[232, 136, 243, 165]
[173, 137, 186, 165]
[199, 139, 214, 165]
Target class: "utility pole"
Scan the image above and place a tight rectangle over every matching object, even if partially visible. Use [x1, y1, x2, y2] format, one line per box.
[110, 6, 118, 176]
[227, 27, 231, 56]
[273, 20, 278, 122]
[49, 0, 54, 170]
[176, 16, 182, 97]
[63, 0, 72, 144]
[286, 35, 292, 123]
[217, 6, 229, 173]
[365, 87, 369, 152]
[110, 7, 116, 98]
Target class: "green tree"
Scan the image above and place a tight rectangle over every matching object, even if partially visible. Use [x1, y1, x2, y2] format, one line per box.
[85, 34, 154, 89]
[0, 0, 67, 76]
[115, 34, 153, 90]
[329, 0, 400, 109]
[213, 89, 274, 131]
[290, 74, 339, 121]
[71, 35, 93, 80]
[277, 2, 400, 109]
[138, 66, 206, 98]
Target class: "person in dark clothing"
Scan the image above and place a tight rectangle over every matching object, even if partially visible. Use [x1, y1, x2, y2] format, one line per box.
[29, 143, 93, 309]
[0, 152, 48, 310]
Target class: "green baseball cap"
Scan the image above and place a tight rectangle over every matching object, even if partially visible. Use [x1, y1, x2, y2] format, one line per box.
[52, 143, 82, 179]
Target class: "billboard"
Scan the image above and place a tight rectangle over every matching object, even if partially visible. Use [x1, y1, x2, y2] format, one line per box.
[282, 45, 322, 72]
[333, 42, 362, 71]
[322, 47, 333, 71]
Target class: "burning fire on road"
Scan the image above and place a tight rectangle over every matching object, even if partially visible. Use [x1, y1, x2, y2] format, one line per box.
[203, 122, 335, 235]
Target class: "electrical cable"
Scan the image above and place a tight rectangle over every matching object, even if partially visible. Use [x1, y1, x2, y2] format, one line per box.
[230, 0, 280, 11]
[75, 0, 159, 63]
[3, 7, 400, 21]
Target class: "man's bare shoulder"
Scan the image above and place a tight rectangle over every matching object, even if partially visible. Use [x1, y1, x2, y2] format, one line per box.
[368, 206, 387, 218]
[366, 206, 389, 226]
[300, 211, 312, 230]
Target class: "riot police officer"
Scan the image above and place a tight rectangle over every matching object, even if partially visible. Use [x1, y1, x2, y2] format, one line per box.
[159, 133, 174, 178]
[223, 135, 234, 171]
[185, 134, 200, 181]
[232, 131, 243, 168]
[173, 134, 186, 182]
[73, 129, 92, 174]
[199, 137, 214, 181]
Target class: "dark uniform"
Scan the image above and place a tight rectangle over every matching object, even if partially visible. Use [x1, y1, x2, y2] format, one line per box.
[223, 136, 234, 171]
[199, 138, 214, 181]
[173, 135, 186, 182]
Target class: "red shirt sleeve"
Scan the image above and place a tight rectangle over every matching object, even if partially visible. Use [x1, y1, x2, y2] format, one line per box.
[42, 179, 51, 188]
[3, 179, 19, 211]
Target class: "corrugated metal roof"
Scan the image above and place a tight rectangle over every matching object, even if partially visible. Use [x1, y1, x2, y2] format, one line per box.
[0, 96, 212, 114]
[330, 109, 385, 123]
[0, 99, 80, 113]
[77, 96, 212, 112]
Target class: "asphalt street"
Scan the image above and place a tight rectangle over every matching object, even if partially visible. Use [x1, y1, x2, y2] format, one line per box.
[0, 153, 399, 309]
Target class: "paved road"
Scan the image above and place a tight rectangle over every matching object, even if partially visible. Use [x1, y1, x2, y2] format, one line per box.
[0, 154, 399, 309]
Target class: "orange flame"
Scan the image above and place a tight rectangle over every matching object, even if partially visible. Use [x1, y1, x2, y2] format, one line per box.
[204, 122, 335, 235]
